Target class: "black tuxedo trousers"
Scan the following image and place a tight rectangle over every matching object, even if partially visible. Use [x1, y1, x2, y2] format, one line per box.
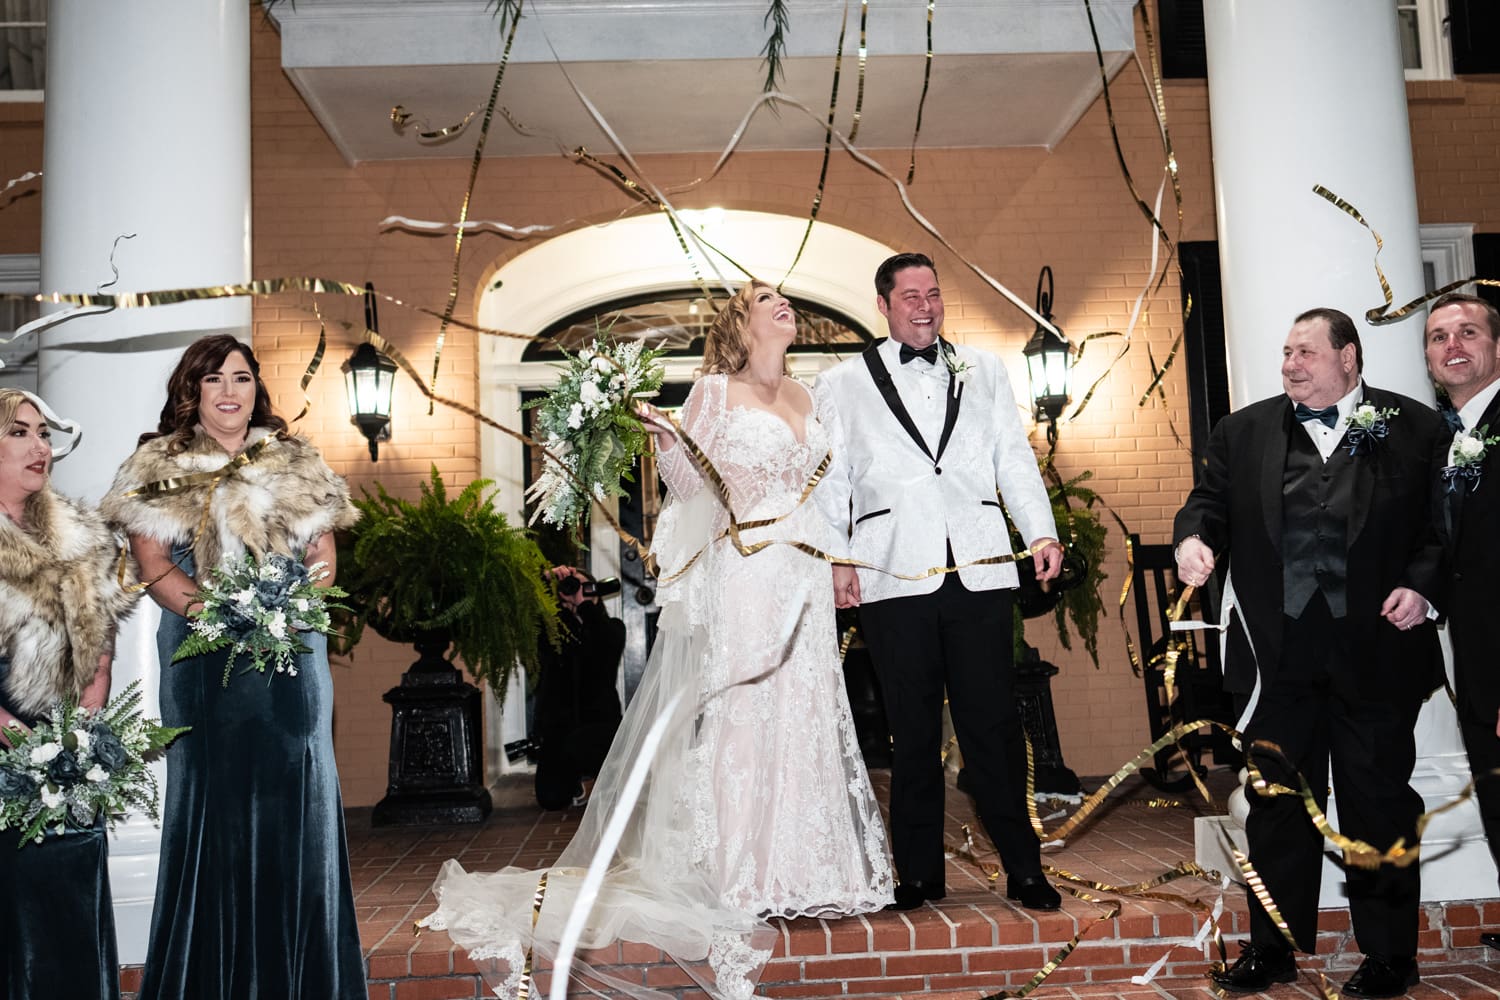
[1243, 594, 1423, 958]
[859, 574, 1042, 889]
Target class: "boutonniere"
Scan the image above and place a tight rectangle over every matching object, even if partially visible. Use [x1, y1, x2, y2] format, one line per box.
[1344, 403, 1399, 457]
[1442, 424, 1500, 494]
[941, 343, 974, 384]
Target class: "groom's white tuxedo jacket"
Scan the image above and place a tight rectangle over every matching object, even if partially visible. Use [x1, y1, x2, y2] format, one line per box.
[813, 337, 1057, 605]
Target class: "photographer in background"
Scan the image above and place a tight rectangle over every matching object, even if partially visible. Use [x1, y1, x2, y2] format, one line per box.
[533, 566, 626, 810]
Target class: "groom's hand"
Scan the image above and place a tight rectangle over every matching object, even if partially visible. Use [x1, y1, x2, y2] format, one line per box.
[1032, 538, 1064, 586]
[833, 564, 862, 608]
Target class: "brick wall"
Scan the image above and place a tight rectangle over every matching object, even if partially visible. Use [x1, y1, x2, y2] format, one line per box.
[8, 7, 1500, 805]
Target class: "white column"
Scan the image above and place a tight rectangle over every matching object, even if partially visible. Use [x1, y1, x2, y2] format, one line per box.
[1199, 0, 1491, 904]
[38, 0, 252, 963]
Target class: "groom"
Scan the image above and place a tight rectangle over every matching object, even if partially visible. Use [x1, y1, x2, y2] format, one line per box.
[814, 252, 1064, 911]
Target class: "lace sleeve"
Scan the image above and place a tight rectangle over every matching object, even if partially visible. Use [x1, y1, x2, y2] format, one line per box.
[655, 375, 724, 501]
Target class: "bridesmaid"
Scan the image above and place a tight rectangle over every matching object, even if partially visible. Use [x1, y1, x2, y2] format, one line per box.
[103, 335, 365, 1000]
[0, 388, 137, 1000]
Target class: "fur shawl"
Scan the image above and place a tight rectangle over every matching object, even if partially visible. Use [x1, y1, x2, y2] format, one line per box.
[101, 427, 360, 575]
[0, 489, 140, 716]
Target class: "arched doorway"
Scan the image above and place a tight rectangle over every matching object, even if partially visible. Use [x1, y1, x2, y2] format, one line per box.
[476, 210, 899, 775]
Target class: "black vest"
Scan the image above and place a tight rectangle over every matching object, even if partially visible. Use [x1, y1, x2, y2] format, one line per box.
[1281, 426, 1357, 619]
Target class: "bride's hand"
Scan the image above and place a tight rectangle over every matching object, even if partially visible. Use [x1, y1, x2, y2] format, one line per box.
[637, 403, 677, 451]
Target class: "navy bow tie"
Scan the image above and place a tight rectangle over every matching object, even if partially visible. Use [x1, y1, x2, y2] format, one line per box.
[899, 342, 939, 365]
[1294, 402, 1339, 428]
[1439, 403, 1464, 434]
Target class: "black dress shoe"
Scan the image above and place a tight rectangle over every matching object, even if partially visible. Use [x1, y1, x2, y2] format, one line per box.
[885, 881, 945, 911]
[1343, 955, 1418, 999]
[1208, 944, 1296, 994]
[1005, 875, 1061, 911]
[1482, 931, 1500, 950]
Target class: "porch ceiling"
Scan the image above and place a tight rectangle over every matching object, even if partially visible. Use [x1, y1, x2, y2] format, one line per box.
[267, 0, 1137, 164]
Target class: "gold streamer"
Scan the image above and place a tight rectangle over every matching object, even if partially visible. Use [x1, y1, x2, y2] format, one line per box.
[1229, 847, 1338, 1000]
[904, 0, 935, 185]
[847, 0, 869, 143]
[0, 169, 39, 210]
[516, 870, 549, 1000]
[988, 886, 1120, 1000]
[0, 277, 535, 345]
[427, 1, 526, 414]
[289, 306, 328, 425]
[1081, 0, 1173, 256]
[390, 104, 481, 141]
[778, 1, 850, 291]
[1313, 183, 1500, 325]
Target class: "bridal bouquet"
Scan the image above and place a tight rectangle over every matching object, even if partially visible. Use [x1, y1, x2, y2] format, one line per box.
[174, 552, 347, 685]
[0, 681, 187, 847]
[525, 337, 666, 535]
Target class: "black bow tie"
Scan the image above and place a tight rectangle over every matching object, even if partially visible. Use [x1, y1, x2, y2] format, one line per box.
[1294, 402, 1339, 428]
[899, 342, 939, 365]
[1439, 403, 1465, 434]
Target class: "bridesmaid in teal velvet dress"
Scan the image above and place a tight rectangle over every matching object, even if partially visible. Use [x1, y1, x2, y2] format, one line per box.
[0, 389, 136, 1000]
[102, 336, 364, 1000]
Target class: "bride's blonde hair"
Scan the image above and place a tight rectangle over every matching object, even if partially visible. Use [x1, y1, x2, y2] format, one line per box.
[702, 281, 791, 376]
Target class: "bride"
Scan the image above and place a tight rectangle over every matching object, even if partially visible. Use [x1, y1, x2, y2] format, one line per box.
[423, 280, 893, 999]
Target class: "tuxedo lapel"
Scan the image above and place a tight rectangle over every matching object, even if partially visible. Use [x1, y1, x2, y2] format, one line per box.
[1259, 400, 1292, 549]
[1453, 391, 1500, 547]
[861, 340, 935, 461]
[933, 357, 964, 464]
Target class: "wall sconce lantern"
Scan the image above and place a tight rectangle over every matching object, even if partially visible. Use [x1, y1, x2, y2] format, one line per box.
[1022, 265, 1073, 447]
[343, 283, 397, 462]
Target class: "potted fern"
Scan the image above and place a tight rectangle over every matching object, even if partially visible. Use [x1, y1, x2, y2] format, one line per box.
[336, 466, 558, 825]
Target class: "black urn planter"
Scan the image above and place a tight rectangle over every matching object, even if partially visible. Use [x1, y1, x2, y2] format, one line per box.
[371, 631, 494, 827]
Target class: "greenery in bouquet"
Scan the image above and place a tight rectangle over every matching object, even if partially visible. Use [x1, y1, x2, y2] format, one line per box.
[334, 467, 559, 706]
[525, 337, 666, 538]
[173, 552, 347, 685]
[0, 681, 187, 848]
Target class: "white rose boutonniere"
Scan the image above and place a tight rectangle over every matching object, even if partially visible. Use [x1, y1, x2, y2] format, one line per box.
[1442, 424, 1500, 494]
[941, 343, 974, 385]
[1343, 403, 1398, 457]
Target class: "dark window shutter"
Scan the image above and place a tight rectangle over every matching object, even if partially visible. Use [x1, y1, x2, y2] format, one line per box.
[1473, 234, 1500, 313]
[1179, 241, 1231, 480]
[1158, 0, 1207, 79]
[1450, 0, 1500, 75]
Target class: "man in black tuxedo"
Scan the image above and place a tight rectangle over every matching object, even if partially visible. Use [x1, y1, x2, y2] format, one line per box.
[1424, 292, 1500, 951]
[1173, 307, 1445, 998]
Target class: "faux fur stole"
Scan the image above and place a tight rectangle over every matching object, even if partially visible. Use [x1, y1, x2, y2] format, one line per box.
[0, 489, 141, 716]
[101, 426, 360, 575]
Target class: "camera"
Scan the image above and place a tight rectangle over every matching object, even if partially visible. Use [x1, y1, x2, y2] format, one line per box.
[557, 575, 622, 599]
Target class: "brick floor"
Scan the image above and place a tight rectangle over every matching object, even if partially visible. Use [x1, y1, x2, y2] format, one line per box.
[122, 768, 1500, 998]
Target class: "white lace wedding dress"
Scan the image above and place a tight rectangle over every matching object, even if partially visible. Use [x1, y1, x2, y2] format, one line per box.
[423, 374, 892, 1000]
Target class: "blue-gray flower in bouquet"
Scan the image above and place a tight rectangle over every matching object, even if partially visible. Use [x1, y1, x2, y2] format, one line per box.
[0, 765, 35, 799]
[89, 727, 130, 772]
[46, 748, 85, 785]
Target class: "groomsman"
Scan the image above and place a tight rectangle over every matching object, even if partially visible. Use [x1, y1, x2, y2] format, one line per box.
[814, 252, 1064, 912]
[1423, 292, 1500, 951]
[1173, 307, 1444, 998]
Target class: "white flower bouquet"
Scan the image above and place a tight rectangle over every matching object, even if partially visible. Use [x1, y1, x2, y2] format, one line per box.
[524, 337, 666, 536]
[173, 552, 347, 685]
[0, 680, 187, 847]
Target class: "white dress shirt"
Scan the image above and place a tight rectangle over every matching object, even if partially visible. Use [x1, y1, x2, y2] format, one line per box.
[1448, 378, 1500, 463]
[881, 337, 949, 451]
[1298, 383, 1363, 462]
